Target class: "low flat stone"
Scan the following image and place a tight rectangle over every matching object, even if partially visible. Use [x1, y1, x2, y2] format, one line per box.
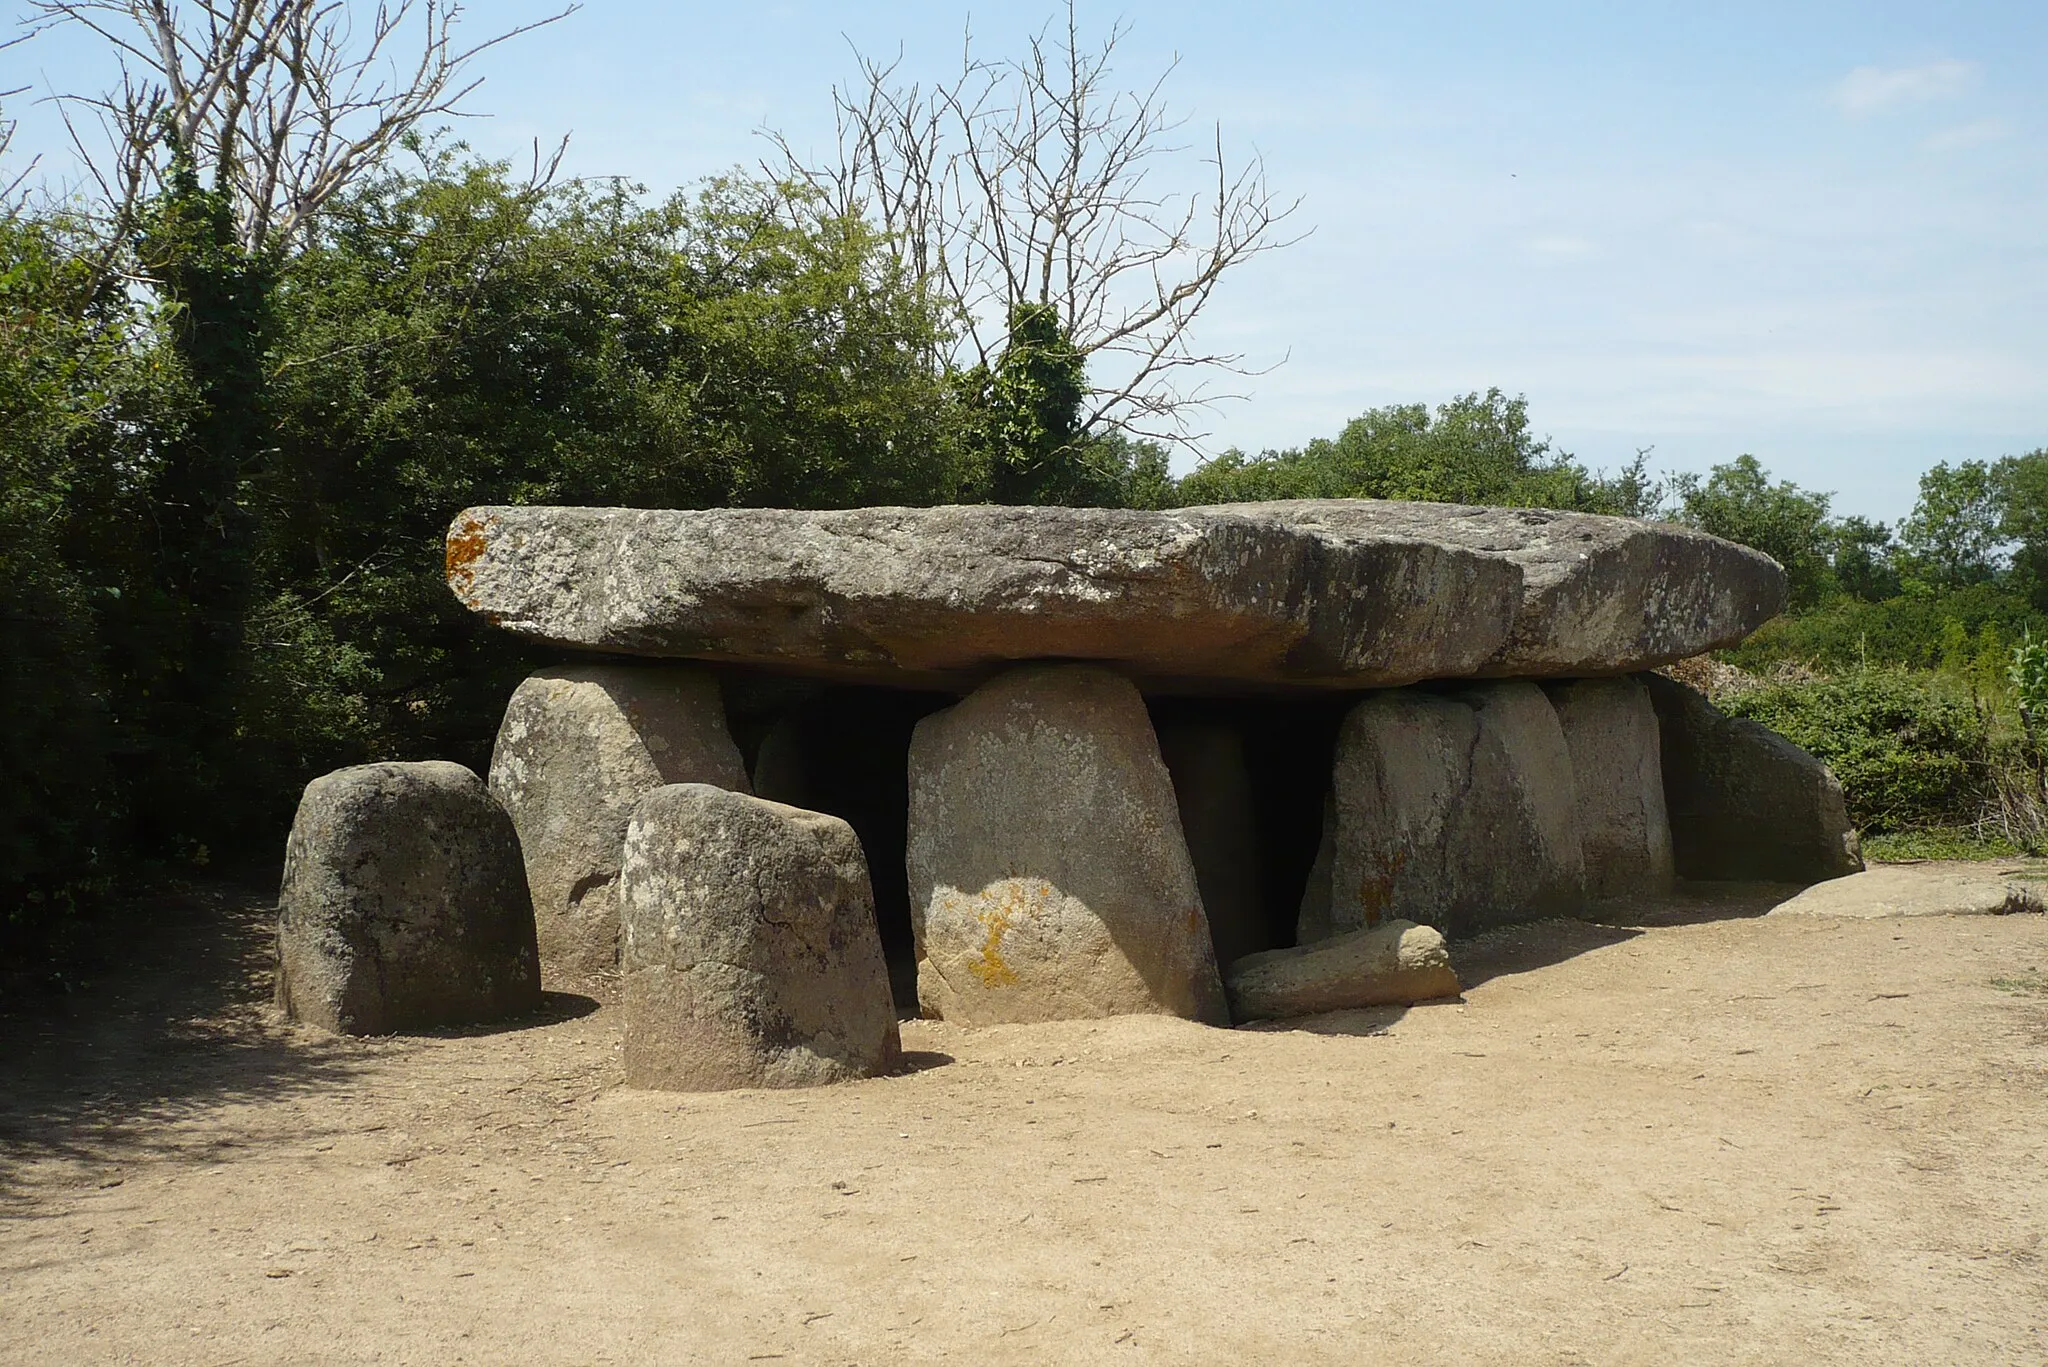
[1224, 921, 1461, 1022]
[445, 501, 1784, 689]
[1768, 867, 2045, 919]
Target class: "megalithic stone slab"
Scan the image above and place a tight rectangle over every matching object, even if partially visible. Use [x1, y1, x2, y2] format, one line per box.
[618, 784, 900, 1090]
[488, 664, 751, 986]
[1543, 676, 1676, 897]
[1319, 683, 1585, 941]
[1198, 500, 1789, 677]
[444, 501, 1784, 689]
[1225, 921, 1462, 1022]
[1644, 674, 1864, 883]
[276, 762, 541, 1035]
[905, 664, 1230, 1025]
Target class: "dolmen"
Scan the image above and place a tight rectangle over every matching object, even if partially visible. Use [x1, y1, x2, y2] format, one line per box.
[428, 499, 1864, 1086]
[277, 499, 1863, 1082]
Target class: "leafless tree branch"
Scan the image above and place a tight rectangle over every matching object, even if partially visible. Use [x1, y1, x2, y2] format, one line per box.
[24, 0, 574, 257]
[767, 0, 1304, 444]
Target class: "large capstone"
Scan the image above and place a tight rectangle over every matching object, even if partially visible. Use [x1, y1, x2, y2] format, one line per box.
[1309, 682, 1584, 941]
[1543, 676, 1676, 897]
[488, 664, 750, 987]
[275, 761, 540, 1035]
[445, 501, 1785, 689]
[906, 664, 1229, 1025]
[1644, 674, 1863, 882]
[618, 784, 900, 1090]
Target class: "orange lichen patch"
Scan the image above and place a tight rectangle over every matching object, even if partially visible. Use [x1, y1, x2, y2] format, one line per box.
[1358, 849, 1408, 929]
[969, 891, 1025, 988]
[445, 512, 495, 603]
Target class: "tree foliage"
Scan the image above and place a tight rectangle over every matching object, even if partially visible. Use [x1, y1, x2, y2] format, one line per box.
[1174, 389, 1660, 515]
[1670, 455, 1837, 609]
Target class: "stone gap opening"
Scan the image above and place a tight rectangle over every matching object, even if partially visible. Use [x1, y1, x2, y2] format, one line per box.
[1148, 694, 1354, 969]
[726, 680, 954, 1013]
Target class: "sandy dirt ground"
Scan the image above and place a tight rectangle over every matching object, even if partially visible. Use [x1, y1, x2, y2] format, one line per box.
[2, 874, 2045, 1366]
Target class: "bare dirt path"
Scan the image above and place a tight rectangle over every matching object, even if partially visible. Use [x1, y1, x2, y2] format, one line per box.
[3, 879, 2045, 1365]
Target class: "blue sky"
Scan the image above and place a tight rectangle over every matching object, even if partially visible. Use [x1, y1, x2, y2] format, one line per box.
[8, 1, 2045, 523]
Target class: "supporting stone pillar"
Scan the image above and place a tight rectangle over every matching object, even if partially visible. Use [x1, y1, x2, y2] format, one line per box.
[619, 784, 900, 1090]
[276, 761, 540, 1034]
[1314, 682, 1585, 941]
[906, 664, 1229, 1025]
[1643, 674, 1862, 882]
[489, 664, 750, 988]
[1543, 676, 1676, 897]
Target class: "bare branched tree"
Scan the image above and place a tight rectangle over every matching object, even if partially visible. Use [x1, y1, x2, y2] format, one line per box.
[0, 36, 39, 212]
[767, 3, 1304, 445]
[24, 0, 573, 256]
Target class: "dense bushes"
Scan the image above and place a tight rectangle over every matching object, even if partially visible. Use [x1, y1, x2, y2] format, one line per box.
[1, 214, 185, 928]
[1720, 670, 1997, 834]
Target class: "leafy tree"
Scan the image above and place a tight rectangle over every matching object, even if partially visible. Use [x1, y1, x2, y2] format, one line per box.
[1672, 455, 1836, 609]
[1830, 515, 1899, 602]
[1994, 448, 2048, 610]
[0, 209, 181, 917]
[243, 152, 971, 796]
[1175, 389, 1654, 514]
[1897, 459, 2005, 589]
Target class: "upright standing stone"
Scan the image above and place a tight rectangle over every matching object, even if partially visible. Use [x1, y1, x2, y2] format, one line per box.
[1158, 723, 1267, 970]
[489, 664, 750, 986]
[1321, 683, 1584, 941]
[1543, 676, 1676, 897]
[1644, 674, 1863, 882]
[618, 784, 900, 1090]
[906, 664, 1229, 1025]
[276, 762, 540, 1035]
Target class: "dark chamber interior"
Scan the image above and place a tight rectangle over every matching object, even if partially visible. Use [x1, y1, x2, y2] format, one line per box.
[723, 676, 1354, 1012]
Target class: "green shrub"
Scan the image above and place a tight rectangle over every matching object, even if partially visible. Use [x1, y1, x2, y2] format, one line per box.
[1860, 828, 2026, 861]
[1721, 669, 1994, 834]
[1724, 583, 2047, 676]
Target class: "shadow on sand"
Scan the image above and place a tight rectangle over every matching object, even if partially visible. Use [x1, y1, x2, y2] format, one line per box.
[0, 876, 582, 1207]
[1449, 879, 1805, 992]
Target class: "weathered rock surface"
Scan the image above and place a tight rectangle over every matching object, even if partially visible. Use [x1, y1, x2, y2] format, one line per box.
[1768, 867, 2044, 919]
[1543, 676, 1676, 896]
[276, 762, 540, 1034]
[1225, 921, 1461, 1021]
[618, 784, 899, 1090]
[1207, 501, 1787, 677]
[445, 501, 1785, 689]
[1644, 675, 1864, 883]
[489, 665, 751, 986]
[1315, 683, 1584, 941]
[1158, 723, 1267, 970]
[906, 664, 1229, 1025]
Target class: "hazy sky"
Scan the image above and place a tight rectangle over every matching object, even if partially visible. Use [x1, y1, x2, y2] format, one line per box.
[8, 1, 2045, 522]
